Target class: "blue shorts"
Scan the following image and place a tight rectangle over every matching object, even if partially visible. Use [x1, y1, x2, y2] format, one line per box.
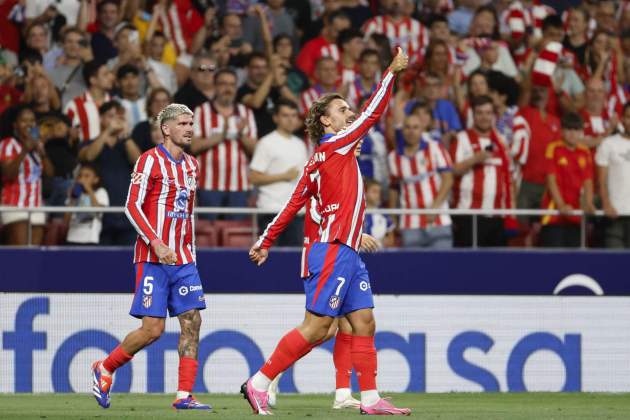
[304, 242, 374, 317]
[130, 262, 206, 319]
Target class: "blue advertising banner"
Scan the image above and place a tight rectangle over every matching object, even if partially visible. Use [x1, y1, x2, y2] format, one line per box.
[0, 248, 627, 295]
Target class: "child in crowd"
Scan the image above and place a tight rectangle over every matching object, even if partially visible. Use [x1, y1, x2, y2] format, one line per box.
[363, 178, 395, 248]
[65, 163, 109, 245]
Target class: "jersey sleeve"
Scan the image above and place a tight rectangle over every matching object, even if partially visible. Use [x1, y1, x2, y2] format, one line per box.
[0, 140, 18, 161]
[256, 167, 314, 249]
[511, 114, 530, 165]
[432, 142, 453, 171]
[325, 70, 396, 155]
[124, 152, 160, 244]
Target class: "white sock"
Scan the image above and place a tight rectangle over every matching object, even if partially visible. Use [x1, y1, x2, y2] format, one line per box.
[251, 371, 272, 392]
[335, 387, 352, 401]
[176, 390, 190, 400]
[360, 390, 380, 406]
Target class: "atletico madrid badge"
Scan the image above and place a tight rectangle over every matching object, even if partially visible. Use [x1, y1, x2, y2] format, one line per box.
[142, 295, 152, 308]
[329, 295, 340, 310]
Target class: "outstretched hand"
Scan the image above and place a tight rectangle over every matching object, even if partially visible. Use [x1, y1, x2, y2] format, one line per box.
[389, 47, 409, 73]
[249, 245, 269, 266]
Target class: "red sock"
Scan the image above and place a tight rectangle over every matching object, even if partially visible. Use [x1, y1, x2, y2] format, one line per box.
[351, 335, 377, 391]
[260, 328, 311, 380]
[333, 331, 353, 389]
[178, 357, 198, 393]
[103, 345, 133, 374]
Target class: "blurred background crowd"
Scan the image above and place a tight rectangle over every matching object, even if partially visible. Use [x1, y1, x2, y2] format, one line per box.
[0, 0, 629, 249]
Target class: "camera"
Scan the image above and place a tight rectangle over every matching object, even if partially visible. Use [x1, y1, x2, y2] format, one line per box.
[484, 144, 494, 152]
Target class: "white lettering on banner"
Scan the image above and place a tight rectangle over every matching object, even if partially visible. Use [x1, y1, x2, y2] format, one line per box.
[1, 294, 630, 393]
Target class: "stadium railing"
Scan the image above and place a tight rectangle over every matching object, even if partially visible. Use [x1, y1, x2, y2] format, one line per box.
[0, 205, 615, 248]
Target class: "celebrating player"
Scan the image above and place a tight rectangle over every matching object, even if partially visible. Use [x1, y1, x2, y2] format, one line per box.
[243, 48, 410, 416]
[91, 104, 211, 411]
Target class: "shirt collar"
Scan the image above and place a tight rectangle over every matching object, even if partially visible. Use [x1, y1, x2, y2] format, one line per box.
[158, 144, 183, 164]
[320, 133, 335, 143]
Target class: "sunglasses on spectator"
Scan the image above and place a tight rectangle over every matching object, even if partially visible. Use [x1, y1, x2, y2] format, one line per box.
[196, 65, 216, 72]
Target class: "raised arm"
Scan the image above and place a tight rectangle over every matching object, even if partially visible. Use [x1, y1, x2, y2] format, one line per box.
[326, 47, 408, 154]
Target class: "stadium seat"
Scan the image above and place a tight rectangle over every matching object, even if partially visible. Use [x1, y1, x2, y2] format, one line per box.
[195, 219, 219, 247]
[221, 226, 256, 248]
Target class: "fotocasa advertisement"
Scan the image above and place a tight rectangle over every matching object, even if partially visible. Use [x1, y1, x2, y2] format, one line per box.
[1, 293, 629, 394]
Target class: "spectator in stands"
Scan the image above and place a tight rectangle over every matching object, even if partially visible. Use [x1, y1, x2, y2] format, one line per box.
[337, 28, 365, 86]
[143, 31, 177, 94]
[596, 103, 630, 248]
[563, 7, 590, 68]
[362, 0, 429, 61]
[540, 112, 594, 248]
[595, 0, 618, 34]
[219, 12, 253, 68]
[296, 10, 350, 81]
[173, 52, 216, 111]
[455, 70, 488, 129]
[346, 49, 380, 110]
[48, 27, 91, 107]
[64, 60, 114, 144]
[364, 179, 395, 248]
[244, 0, 297, 53]
[237, 52, 298, 137]
[0, 105, 54, 245]
[366, 32, 393, 73]
[24, 22, 50, 59]
[450, 95, 512, 247]
[299, 57, 339, 116]
[78, 100, 141, 245]
[41, 114, 78, 208]
[90, 0, 122, 62]
[23, 72, 61, 120]
[191, 68, 257, 218]
[427, 13, 452, 44]
[273, 33, 308, 97]
[580, 78, 617, 151]
[447, 0, 479, 36]
[389, 113, 453, 248]
[131, 87, 171, 152]
[517, 84, 560, 224]
[249, 98, 306, 245]
[584, 31, 625, 109]
[115, 65, 147, 130]
[421, 40, 455, 94]
[64, 163, 109, 245]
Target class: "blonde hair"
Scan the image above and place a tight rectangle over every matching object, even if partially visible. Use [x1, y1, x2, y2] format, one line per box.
[304, 93, 344, 144]
[156, 103, 193, 129]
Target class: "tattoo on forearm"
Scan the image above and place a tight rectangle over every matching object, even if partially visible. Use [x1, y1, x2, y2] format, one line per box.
[178, 310, 201, 359]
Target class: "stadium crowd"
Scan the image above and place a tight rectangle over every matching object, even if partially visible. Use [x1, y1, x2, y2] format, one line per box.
[0, 0, 629, 249]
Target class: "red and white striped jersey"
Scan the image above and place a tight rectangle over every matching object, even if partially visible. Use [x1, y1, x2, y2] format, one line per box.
[388, 136, 453, 229]
[125, 144, 199, 265]
[299, 84, 337, 116]
[158, 0, 203, 55]
[346, 76, 377, 110]
[450, 129, 512, 210]
[260, 69, 396, 252]
[510, 113, 530, 166]
[581, 109, 610, 138]
[501, 0, 555, 40]
[340, 66, 357, 86]
[64, 91, 111, 143]
[193, 101, 257, 191]
[0, 137, 42, 207]
[362, 15, 429, 59]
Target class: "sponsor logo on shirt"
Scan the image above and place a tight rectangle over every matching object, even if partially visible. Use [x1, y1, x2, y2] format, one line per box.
[322, 203, 339, 214]
[167, 211, 189, 219]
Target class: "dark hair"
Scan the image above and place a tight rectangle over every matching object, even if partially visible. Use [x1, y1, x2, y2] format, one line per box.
[304, 93, 345, 143]
[561, 112, 584, 130]
[220, 12, 240, 28]
[359, 48, 380, 62]
[467, 70, 488, 94]
[97, 0, 119, 14]
[247, 51, 268, 66]
[473, 5, 500, 39]
[273, 33, 292, 49]
[315, 56, 335, 69]
[422, 40, 450, 71]
[487, 70, 519, 107]
[624, 102, 630, 115]
[364, 177, 381, 190]
[18, 48, 43, 65]
[428, 14, 448, 28]
[273, 98, 299, 114]
[82, 59, 106, 87]
[409, 99, 433, 120]
[79, 162, 102, 186]
[337, 28, 363, 48]
[116, 63, 139, 79]
[152, 30, 166, 40]
[470, 95, 494, 111]
[61, 26, 85, 42]
[568, 7, 589, 23]
[213, 67, 237, 84]
[325, 10, 349, 25]
[99, 100, 124, 116]
[542, 14, 563, 32]
[368, 33, 392, 71]
[146, 87, 172, 118]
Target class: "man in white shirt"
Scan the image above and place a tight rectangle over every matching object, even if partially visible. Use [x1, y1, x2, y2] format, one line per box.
[250, 99, 307, 246]
[595, 103, 630, 248]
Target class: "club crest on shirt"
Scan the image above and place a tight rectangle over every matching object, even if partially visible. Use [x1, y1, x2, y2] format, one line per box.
[329, 295, 341, 310]
[142, 295, 152, 308]
[185, 175, 197, 190]
[131, 172, 145, 185]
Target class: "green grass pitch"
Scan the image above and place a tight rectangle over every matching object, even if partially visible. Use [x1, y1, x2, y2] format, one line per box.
[0, 393, 629, 419]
